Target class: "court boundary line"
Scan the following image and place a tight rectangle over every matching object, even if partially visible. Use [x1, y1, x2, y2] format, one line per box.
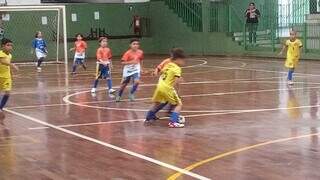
[167, 132, 320, 180]
[62, 81, 320, 112]
[4, 108, 210, 180]
[29, 103, 320, 130]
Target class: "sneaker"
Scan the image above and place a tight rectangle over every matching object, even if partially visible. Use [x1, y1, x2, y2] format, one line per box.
[91, 88, 96, 93]
[129, 93, 135, 101]
[37, 67, 42, 72]
[108, 89, 116, 94]
[288, 80, 294, 85]
[168, 122, 185, 128]
[115, 95, 121, 102]
[145, 115, 159, 122]
[71, 72, 76, 76]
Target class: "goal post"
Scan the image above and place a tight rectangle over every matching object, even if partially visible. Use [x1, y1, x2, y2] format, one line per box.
[0, 5, 68, 64]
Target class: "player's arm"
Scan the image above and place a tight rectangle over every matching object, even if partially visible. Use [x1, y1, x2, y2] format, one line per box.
[31, 39, 36, 54]
[69, 43, 76, 51]
[279, 42, 288, 56]
[0, 58, 18, 70]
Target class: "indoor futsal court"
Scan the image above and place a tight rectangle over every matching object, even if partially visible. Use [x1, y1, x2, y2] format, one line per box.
[1, 0, 320, 180]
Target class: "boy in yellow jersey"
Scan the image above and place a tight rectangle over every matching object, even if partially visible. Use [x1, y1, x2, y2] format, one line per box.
[0, 38, 18, 116]
[145, 48, 186, 128]
[279, 30, 303, 85]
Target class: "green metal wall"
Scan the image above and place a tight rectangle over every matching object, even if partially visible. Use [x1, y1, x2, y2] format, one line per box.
[4, 0, 320, 62]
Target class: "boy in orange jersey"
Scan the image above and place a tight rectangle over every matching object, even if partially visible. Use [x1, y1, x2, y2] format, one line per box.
[70, 34, 87, 75]
[91, 37, 115, 94]
[116, 38, 144, 102]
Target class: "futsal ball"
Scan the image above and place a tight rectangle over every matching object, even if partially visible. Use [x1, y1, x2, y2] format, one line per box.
[178, 116, 185, 124]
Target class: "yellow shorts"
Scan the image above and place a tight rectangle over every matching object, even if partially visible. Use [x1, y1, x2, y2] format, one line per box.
[0, 77, 11, 91]
[285, 58, 299, 69]
[152, 86, 181, 105]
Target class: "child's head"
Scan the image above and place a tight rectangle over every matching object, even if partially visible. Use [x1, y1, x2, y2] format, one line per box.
[76, 33, 84, 41]
[35, 31, 42, 38]
[130, 38, 140, 51]
[171, 48, 186, 66]
[1, 38, 13, 53]
[99, 37, 108, 47]
[289, 30, 297, 40]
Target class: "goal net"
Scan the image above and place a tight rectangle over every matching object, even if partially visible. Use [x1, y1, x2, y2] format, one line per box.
[0, 5, 68, 64]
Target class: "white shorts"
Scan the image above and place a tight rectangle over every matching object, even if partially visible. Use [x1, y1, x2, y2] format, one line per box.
[36, 51, 47, 59]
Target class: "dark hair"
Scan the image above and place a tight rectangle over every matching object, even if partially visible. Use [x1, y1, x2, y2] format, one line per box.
[98, 36, 108, 43]
[1, 38, 12, 46]
[249, 2, 255, 6]
[130, 38, 140, 44]
[75, 33, 84, 38]
[35, 31, 41, 38]
[171, 48, 186, 60]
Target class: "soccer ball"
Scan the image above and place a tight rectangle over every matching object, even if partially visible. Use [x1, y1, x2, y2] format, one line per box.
[178, 116, 185, 124]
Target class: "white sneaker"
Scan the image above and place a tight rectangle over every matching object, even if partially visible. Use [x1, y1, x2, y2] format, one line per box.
[108, 89, 116, 94]
[168, 122, 185, 128]
[91, 88, 96, 93]
[288, 80, 294, 85]
[37, 67, 42, 72]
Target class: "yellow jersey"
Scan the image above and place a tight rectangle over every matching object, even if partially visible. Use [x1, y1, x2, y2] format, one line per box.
[158, 62, 181, 89]
[0, 50, 12, 79]
[286, 39, 302, 60]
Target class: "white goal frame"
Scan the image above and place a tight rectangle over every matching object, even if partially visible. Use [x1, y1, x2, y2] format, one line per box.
[0, 5, 68, 64]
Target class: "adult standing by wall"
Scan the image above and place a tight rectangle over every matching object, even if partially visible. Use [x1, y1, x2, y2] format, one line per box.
[245, 2, 260, 46]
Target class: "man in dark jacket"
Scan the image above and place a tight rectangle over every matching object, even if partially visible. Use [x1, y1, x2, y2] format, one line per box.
[245, 2, 261, 46]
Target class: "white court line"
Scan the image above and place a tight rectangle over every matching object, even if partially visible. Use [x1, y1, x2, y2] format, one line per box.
[8, 76, 283, 109]
[29, 103, 320, 130]
[63, 82, 320, 112]
[4, 108, 210, 180]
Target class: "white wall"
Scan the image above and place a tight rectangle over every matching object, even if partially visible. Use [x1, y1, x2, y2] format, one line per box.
[5, 0, 40, 5]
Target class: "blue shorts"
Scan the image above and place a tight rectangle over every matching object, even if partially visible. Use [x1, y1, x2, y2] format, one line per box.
[122, 73, 140, 84]
[96, 64, 111, 79]
[74, 58, 85, 65]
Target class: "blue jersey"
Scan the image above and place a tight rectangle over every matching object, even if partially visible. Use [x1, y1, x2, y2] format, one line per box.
[32, 38, 47, 53]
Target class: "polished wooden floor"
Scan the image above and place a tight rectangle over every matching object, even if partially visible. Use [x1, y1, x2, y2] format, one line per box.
[1, 56, 320, 180]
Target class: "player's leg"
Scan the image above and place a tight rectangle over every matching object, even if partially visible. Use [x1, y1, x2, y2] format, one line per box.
[167, 90, 184, 128]
[80, 59, 87, 70]
[105, 65, 115, 94]
[116, 77, 130, 102]
[0, 78, 12, 118]
[91, 64, 102, 93]
[37, 57, 44, 72]
[145, 88, 167, 121]
[287, 68, 295, 85]
[129, 73, 140, 101]
[71, 58, 79, 74]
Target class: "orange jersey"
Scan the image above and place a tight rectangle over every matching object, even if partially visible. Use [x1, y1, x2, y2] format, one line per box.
[96, 47, 112, 62]
[75, 40, 87, 53]
[157, 58, 172, 71]
[121, 49, 144, 63]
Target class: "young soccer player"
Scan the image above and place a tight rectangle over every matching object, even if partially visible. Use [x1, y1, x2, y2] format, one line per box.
[279, 30, 303, 85]
[32, 31, 47, 72]
[116, 38, 144, 102]
[0, 38, 18, 117]
[70, 33, 87, 75]
[91, 37, 115, 94]
[145, 48, 186, 128]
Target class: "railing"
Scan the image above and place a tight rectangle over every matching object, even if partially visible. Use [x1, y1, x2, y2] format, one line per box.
[164, 0, 202, 32]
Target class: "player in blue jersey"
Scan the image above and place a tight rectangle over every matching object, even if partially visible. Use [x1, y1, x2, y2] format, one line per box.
[32, 31, 48, 72]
